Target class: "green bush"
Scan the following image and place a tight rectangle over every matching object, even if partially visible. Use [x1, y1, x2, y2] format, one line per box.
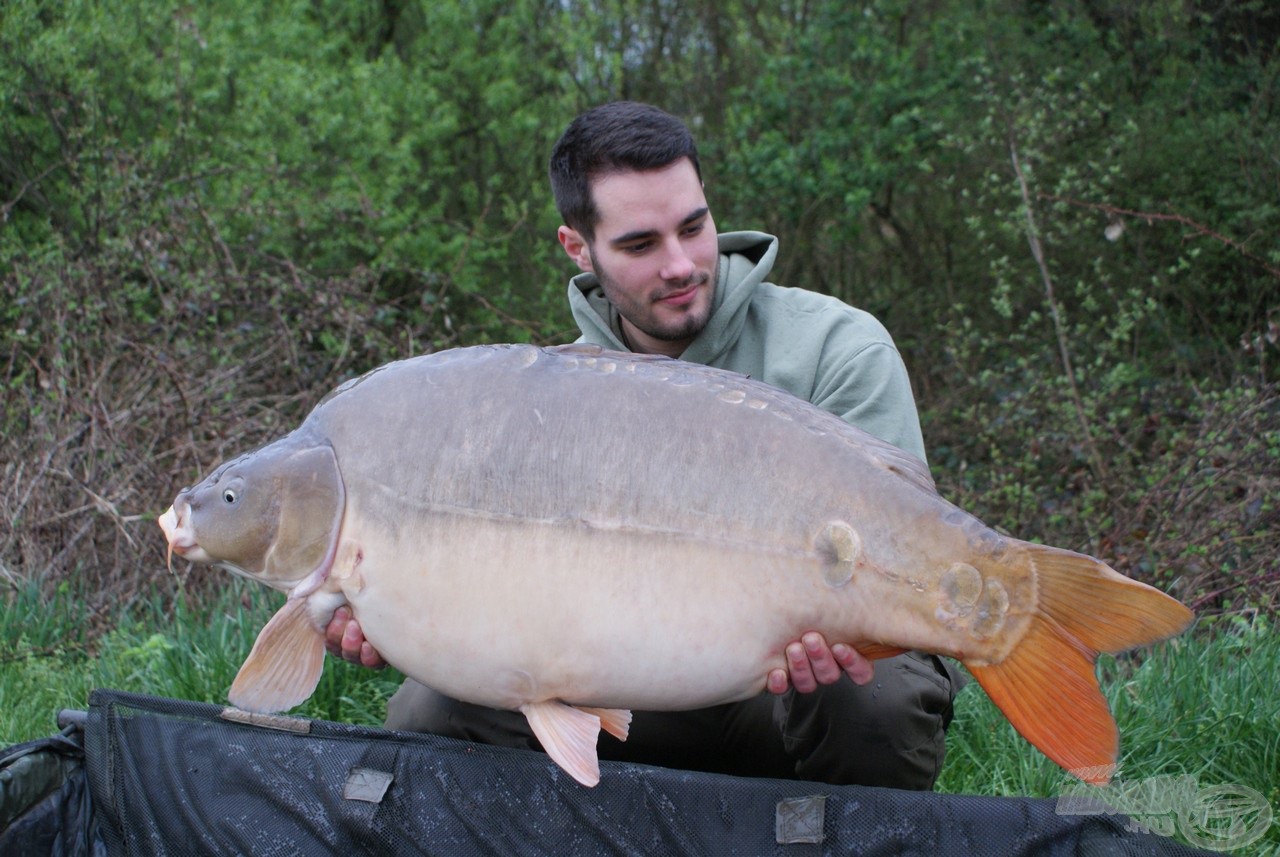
[2, 0, 1276, 621]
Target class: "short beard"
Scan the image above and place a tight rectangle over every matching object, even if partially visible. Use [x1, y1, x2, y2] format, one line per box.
[590, 251, 718, 344]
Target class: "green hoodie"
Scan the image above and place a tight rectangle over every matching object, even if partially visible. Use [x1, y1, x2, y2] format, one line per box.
[567, 231, 927, 464]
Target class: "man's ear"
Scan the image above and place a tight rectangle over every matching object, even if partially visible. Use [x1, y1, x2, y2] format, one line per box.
[557, 225, 594, 273]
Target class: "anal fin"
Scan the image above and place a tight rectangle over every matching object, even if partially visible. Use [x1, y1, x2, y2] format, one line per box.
[580, 707, 632, 742]
[520, 700, 605, 787]
[229, 596, 325, 714]
[853, 641, 909, 660]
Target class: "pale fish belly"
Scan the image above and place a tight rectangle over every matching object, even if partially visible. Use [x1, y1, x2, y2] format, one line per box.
[331, 512, 840, 711]
[327, 504, 994, 713]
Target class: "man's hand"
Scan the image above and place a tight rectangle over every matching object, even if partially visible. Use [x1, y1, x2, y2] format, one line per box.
[323, 606, 387, 669]
[768, 632, 874, 694]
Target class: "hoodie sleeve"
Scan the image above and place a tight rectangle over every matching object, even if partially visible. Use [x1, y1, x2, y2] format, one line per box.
[743, 285, 928, 466]
[811, 336, 928, 466]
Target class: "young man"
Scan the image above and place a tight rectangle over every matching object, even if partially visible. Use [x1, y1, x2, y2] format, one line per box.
[327, 101, 961, 789]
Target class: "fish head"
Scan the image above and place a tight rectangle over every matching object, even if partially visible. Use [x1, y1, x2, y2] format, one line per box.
[158, 436, 345, 592]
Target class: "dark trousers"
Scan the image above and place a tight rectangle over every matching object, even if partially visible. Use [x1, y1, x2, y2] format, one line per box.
[384, 652, 963, 790]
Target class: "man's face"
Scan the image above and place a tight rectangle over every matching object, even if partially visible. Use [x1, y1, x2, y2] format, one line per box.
[558, 158, 719, 357]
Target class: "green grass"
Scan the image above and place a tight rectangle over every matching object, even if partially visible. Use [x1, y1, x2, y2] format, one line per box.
[1, 580, 404, 744]
[4, 586, 1276, 851]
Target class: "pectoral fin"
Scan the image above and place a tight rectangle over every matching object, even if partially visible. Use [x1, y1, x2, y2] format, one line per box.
[520, 700, 614, 787]
[229, 597, 325, 714]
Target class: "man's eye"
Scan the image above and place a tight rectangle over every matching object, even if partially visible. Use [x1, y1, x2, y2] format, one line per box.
[623, 242, 651, 254]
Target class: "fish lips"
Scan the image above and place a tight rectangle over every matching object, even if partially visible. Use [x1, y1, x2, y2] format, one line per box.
[158, 503, 207, 562]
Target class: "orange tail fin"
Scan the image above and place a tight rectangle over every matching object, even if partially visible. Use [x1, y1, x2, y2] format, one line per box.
[966, 544, 1193, 785]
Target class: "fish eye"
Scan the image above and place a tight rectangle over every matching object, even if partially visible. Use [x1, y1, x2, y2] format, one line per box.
[223, 488, 238, 504]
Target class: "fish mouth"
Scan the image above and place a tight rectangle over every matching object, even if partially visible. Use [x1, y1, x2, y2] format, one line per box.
[158, 502, 207, 570]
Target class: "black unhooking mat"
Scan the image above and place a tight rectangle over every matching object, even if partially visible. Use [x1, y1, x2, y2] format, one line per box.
[2, 688, 1224, 856]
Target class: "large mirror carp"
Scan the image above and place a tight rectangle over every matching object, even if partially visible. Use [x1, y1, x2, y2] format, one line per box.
[159, 344, 1193, 787]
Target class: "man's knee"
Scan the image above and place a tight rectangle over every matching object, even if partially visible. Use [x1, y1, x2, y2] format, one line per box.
[781, 652, 961, 789]
[385, 678, 449, 731]
[385, 679, 539, 750]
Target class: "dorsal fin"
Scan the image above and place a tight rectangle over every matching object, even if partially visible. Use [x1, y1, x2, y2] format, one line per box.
[868, 441, 936, 494]
[547, 343, 674, 363]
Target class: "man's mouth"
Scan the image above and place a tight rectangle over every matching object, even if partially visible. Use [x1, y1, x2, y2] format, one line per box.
[657, 278, 706, 308]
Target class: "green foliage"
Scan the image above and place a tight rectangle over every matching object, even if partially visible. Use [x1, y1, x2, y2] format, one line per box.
[2, 0, 1277, 617]
[1, 0, 574, 338]
[0, 11, 1274, 847]
[1, 8, 1278, 828]
[929, 360, 1279, 615]
[714, 0, 966, 310]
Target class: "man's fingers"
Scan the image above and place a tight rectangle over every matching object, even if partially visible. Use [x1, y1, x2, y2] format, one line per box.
[359, 641, 388, 670]
[341, 617, 366, 661]
[802, 632, 843, 685]
[832, 642, 875, 685]
[778, 634, 876, 694]
[323, 606, 353, 657]
[786, 640, 818, 693]
[322, 606, 386, 668]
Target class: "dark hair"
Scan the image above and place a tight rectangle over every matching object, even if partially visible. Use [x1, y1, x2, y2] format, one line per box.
[548, 101, 702, 242]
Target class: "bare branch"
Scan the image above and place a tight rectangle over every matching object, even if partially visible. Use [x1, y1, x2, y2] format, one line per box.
[1009, 138, 1110, 482]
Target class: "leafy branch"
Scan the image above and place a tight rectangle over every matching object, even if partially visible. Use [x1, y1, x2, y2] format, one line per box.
[1036, 194, 1280, 281]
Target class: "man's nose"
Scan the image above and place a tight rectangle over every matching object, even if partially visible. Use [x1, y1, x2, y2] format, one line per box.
[659, 240, 696, 282]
